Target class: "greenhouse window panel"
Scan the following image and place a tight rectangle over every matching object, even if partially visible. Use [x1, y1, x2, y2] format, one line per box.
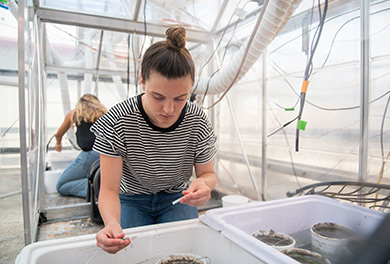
[38, 0, 264, 33]
[39, 0, 137, 20]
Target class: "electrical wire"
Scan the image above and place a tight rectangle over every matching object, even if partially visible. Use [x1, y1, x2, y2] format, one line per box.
[139, 0, 148, 59]
[46, 134, 55, 153]
[295, 0, 328, 152]
[266, 0, 330, 148]
[216, 155, 242, 194]
[1, 118, 18, 138]
[381, 94, 390, 160]
[268, 86, 390, 139]
[203, 0, 270, 109]
[267, 0, 320, 138]
[269, 0, 389, 57]
[51, 24, 130, 64]
[127, 34, 131, 98]
[322, 8, 390, 67]
[267, 116, 298, 137]
[191, 0, 244, 97]
[200, 8, 242, 106]
[267, 100, 301, 188]
[269, 56, 390, 111]
[131, 32, 139, 93]
[133, 0, 148, 93]
[374, 92, 390, 204]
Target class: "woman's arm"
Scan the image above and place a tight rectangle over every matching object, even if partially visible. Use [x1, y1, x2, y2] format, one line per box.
[54, 110, 74, 152]
[181, 159, 217, 207]
[95, 154, 130, 254]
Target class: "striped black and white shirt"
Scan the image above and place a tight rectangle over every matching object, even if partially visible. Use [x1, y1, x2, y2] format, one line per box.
[91, 94, 217, 195]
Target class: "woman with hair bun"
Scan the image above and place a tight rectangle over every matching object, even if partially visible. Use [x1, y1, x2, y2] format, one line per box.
[91, 26, 217, 254]
[55, 93, 107, 198]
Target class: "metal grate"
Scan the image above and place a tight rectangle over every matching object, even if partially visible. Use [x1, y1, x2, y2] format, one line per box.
[286, 181, 390, 212]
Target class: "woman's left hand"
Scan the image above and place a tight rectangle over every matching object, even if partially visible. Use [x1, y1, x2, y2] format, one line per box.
[180, 179, 211, 207]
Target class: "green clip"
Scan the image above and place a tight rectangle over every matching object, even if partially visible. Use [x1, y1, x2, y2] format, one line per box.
[297, 120, 307, 131]
[285, 108, 295, 111]
[0, 0, 7, 3]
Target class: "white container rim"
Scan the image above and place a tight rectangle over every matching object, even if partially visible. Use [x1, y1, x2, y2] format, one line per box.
[310, 222, 354, 241]
[222, 195, 249, 204]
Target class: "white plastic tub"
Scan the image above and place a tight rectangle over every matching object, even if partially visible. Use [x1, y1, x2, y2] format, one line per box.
[200, 195, 386, 264]
[43, 170, 62, 193]
[15, 219, 264, 264]
[16, 195, 386, 264]
[222, 195, 249, 207]
[46, 150, 80, 170]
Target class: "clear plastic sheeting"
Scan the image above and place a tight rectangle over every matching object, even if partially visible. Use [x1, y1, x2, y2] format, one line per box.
[3, 0, 390, 248]
[39, 0, 261, 32]
[39, 0, 137, 20]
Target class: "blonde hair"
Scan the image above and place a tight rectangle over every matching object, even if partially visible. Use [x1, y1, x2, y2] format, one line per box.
[72, 94, 107, 126]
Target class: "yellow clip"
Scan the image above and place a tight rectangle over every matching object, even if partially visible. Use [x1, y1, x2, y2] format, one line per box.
[301, 80, 309, 93]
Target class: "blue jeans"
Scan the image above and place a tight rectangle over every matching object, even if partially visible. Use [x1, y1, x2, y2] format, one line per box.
[120, 191, 198, 229]
[56, 150, 99, 198]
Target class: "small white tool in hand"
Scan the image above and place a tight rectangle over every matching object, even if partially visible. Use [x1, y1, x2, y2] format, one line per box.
[172, 197, 182, 205]
[172, 192, 192, 205]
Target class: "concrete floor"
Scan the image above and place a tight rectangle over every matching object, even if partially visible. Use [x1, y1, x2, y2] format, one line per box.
[0, 162, 103, 264]
[0, 168, 24, 264]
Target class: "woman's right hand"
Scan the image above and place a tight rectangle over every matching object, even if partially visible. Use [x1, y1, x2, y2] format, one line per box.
[96, 222, 131, 254]
[54, 143, 62, 152]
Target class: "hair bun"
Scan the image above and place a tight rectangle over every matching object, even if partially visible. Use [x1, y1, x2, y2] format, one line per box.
[166, 26, 186, 51]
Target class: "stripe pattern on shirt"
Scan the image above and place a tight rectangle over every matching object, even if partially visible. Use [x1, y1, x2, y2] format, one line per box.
[91, 95, 217, 195]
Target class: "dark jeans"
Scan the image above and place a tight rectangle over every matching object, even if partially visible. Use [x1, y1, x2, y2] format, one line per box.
[120, 191, 198, 229]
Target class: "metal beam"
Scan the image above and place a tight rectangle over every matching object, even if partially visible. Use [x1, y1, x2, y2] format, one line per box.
[0, 80, 18, 87]
[261, 49, 267, 201]
[18, 0, 32, 246]
[358, 0, 370, 182]
[43, 203, 91, 222]
[35, 7, 211, 43]
[211, 0, 229, 32]
[46, 65, 129, 76]
[133, 0, 142, 21]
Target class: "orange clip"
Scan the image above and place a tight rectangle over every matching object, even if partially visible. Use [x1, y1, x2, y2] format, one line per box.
[301, 80, 309, 93]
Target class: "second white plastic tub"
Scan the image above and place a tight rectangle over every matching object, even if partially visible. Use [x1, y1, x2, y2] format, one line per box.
[200, 195, 386, 264]
[15, 219, 264, 264]
[43, 170, 62, 193]
[46, 150, 80, 170]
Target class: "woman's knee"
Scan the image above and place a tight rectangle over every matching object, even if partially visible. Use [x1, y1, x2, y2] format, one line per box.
[56, 183, 66, 195]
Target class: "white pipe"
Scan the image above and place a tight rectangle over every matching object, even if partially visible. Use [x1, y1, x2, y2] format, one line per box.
[83, 29, 97, 94]
[7, 0, 17, 18]
[44, 39, 71, 111]
[226, 94, 261, 200]
[44, 36, 78, 145]
[193, 0, 303, 95]
[132, 34, 143, 93]
[103, 32, 127, 100]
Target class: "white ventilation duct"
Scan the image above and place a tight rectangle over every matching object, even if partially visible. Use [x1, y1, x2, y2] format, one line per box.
[193, 0, 303, 95]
